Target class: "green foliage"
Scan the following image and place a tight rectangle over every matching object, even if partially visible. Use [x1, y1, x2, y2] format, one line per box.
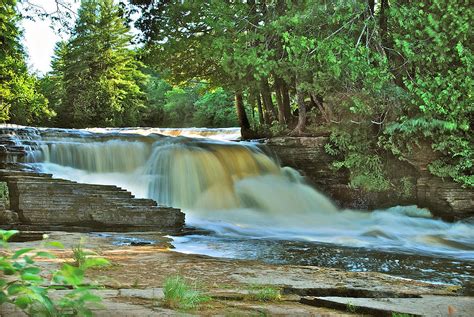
[162, 275, 210, 310]
[0, 229, 109, 316]
[71, 238, 89, 268]
[139, 77, 238, 128]
[326, 128, 390, 192]
[54, 0, 146, 128]
[247, 286, 281, 302]
[130, 0, 472, 189]
[346, 301, 357, 313]
[399, 177, 414, 199]
[382, 0, 473, 187]
[0, 0, 53, 125]
[269, 121, 288, 137]
[0, 182, 8, 205]
[193, 88, 238, 128]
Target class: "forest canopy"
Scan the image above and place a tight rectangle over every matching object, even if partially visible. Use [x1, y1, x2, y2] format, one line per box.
[0, 0, 472, 189]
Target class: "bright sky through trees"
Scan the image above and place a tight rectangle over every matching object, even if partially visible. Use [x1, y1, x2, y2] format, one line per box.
[21, 0, 80, 74]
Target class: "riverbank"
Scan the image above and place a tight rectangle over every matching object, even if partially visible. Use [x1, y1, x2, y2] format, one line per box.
[265, 137, 474, 221]
[1, 231, 472, 316]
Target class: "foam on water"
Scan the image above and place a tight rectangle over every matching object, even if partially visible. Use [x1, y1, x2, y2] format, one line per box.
[10, 126, 472, 261]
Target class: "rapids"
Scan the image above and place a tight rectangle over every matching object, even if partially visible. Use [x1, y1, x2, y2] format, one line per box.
[4, 125, 473, 283]
[23, 127, 473, 257]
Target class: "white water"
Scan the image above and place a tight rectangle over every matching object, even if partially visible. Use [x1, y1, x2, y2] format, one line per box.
[15, 127, 473, 261]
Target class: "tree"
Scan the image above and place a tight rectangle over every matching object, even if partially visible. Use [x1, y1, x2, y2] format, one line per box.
[60, 0, 146, 128]
[383, 0, 473, 187]
[130, 0, 472, 188]
[39, 41, 68, 126]
[0, 0, 53, 125]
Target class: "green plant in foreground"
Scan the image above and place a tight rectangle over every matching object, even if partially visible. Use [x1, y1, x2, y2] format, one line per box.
[0, 229, 109, 316]
[247, 286, 281, 302]
[71, 238, 94, 267]
[162, 275, 210, 310]
[346, 301, 357, 313]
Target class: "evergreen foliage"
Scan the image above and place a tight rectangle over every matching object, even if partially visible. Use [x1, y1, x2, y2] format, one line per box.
[58, 0, 146, 128]
[3, 0, 472, 189]
[0, 0, 53, 125]
[131, 0, 473, 189]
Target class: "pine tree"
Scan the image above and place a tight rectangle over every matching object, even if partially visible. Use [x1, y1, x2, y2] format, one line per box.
[61, 0, 146, 128]
[39, 41, 68, 126]
[0, 0, 52, 124]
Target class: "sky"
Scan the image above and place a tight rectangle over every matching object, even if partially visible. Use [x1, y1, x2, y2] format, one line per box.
[21, 0, 80, 74]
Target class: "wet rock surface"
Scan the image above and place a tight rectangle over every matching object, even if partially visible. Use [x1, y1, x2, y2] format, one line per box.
[301, 295, 474, 317]
[266, 137, 474, 220]
[0, 232, 470, 316]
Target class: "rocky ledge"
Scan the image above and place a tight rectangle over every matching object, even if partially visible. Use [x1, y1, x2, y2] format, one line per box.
[0, 168, 184, 232]
[265, 137, 474, 220]
[1, 231, 472, 316]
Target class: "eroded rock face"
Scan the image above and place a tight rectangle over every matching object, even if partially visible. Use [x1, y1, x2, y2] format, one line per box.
[266, 137, 474, 220]
[0, 169, 184, 232]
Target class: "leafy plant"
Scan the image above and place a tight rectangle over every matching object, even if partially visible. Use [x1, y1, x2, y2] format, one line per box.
[162, 275, 210, 310]
[0, 229, 109, 316]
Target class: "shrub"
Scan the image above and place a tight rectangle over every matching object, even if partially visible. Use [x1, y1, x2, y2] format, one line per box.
[0, 229, 109, 316]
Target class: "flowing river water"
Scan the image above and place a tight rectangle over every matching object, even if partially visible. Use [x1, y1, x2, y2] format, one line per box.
[5, 125, 473, 286]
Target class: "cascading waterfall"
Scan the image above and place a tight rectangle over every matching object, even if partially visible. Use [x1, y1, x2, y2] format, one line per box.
[17, 127, 473, 263]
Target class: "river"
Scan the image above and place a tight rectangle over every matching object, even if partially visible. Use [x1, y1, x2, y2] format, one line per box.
[4, 125, 473, 286]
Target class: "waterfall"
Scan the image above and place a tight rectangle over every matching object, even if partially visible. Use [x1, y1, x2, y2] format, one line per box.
[4, 125, 472, 260]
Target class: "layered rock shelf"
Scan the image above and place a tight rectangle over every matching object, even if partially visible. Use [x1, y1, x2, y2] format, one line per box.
[0, 168, 184, 232]
[266, 137, 474, 220]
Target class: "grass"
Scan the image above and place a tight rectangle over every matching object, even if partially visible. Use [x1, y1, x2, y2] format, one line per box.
[346, 301, 357, 313]
[162, 275, 211, 310]
[247, 285, 281, 302]
[392, 313, 414, 317]
[72, 239, 87, 267]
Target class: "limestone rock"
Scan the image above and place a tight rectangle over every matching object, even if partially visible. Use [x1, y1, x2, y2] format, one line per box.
[0, 169, 184, 232]
[266, 137, 474, 220]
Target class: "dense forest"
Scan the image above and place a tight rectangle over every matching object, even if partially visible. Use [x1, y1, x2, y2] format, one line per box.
[0, 0, 472, 190]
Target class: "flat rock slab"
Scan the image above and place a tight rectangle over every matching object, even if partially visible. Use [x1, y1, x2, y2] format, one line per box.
[301, 295, 474, 317]
[0, 289, 188, 317]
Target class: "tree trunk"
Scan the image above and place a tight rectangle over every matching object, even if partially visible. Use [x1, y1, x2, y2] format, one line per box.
[281, 80, 291, 122]
[379, 0, 389, 46]
[260, 78, 277, 122]
[291, 80, 306, 136]
[310, 93, 332, 124]
[256, 94, 264, 125]
[274, 79, 286, 124]
[274, 76, 291, 124]
[368, 0, 375, 16]
[235, 92, 251, 138]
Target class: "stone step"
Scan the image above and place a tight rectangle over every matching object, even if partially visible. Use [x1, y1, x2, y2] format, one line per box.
[1, 170, 183, 231]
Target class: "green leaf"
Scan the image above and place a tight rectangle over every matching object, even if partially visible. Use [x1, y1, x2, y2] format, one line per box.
[59, 264, 84, 286]
[14, 296, 32, 309]
[34, 251, 56, 259]
[21, 272, 43, 282]
[46, 241, 64, 248]
[12, 248, 35, 259]
[21, 267, 41, 275]
[0, 291, 8, 304]
[0, 230, 18, 242]
[82, 258, 110, 269]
